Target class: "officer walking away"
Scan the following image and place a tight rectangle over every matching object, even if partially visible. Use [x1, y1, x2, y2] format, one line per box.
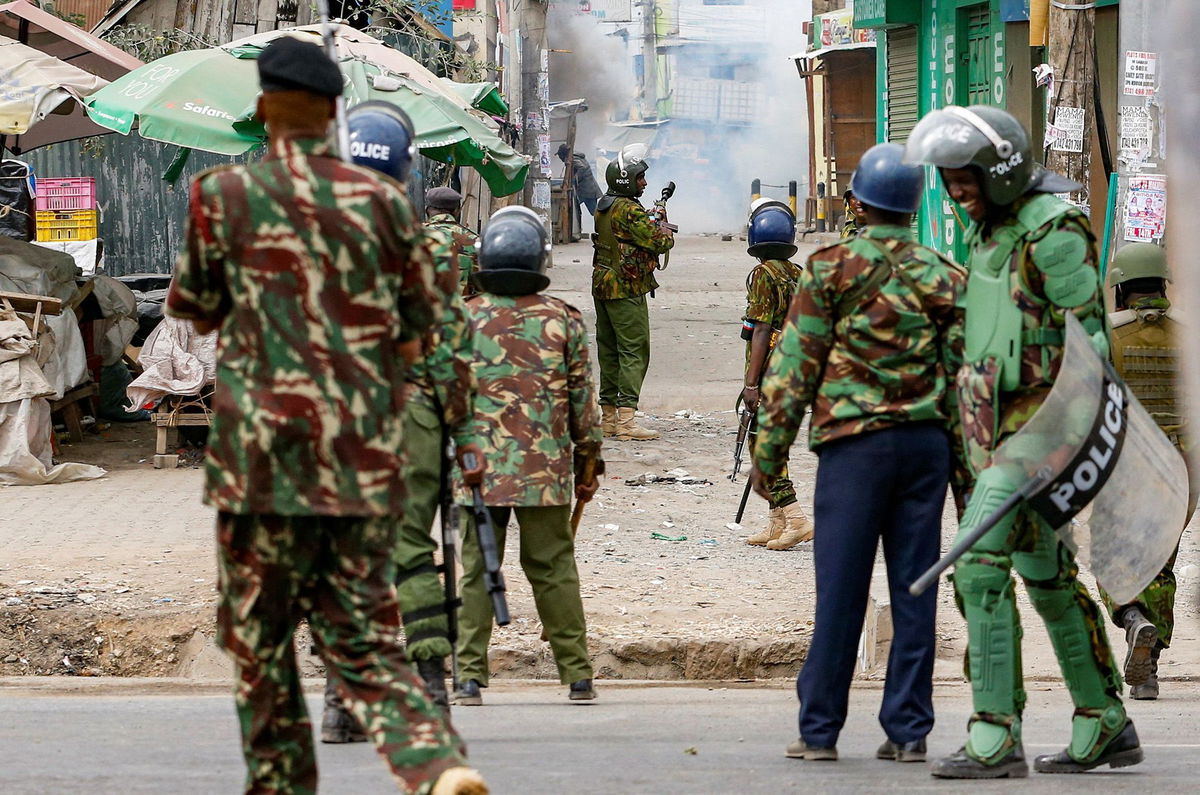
[906, 104, 1142, 777]
[740, 199, 814, 550]
[425, 186, 480, 297]
[592, 145, 675, 440]
[751, 143, 965, 764]
[1101, 242, 1191, 701]
[558, 143, 602, 238]
[165, 38, 485, 794]
[318, 103, 485, 741]
[453, 207, 603, 706]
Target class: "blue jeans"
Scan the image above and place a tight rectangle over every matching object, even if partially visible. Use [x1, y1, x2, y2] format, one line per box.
[797, 423, 948, 748]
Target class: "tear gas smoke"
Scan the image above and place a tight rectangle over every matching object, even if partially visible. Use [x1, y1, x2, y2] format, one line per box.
[548, 0, 810, 235]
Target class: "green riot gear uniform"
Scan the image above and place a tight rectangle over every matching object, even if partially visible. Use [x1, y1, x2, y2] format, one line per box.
[908, 105, 1139, 778]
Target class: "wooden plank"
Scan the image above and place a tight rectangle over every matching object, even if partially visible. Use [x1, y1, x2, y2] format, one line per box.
[50, 383, 98, 411]
[234, 0, 257, 26]
[0, 291, 63, 316]
[232, 22, 256, 39]
[152, 414, 211, 426]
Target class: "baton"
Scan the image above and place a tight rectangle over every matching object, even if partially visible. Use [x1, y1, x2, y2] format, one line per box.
[908, 467, 1052, 597]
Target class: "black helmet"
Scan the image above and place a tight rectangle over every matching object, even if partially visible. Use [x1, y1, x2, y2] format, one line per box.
[346, 101, 416, 184]
[605, 144, 649, 197]
[904, 105, 1033, 206]
[746, 199, 797, 259]
[475, 206, 551, 295]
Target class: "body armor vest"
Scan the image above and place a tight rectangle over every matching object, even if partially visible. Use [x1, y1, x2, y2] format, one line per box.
[963, 193, 1074, 391]
[1110, 306, 1184, 448]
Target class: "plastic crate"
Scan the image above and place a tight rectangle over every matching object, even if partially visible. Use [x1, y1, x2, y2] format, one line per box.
[34, 177, 97, 211]
[35, 209, 98, 242]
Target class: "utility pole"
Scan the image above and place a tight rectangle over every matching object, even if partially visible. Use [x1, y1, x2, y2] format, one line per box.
[519, 0, 551, 239]
[641, 0, 657, 119]
[1044, 0, 1096, 209]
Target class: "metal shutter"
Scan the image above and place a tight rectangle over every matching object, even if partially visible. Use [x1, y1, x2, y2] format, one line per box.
[886, 26, 919, 143]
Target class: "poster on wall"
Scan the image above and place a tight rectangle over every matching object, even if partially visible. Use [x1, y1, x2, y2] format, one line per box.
[1123, 175, 1167, 242]
[533, 181, 551, 209]
[1124, 51, 1158, 97]
[538, 134, 553, 177]
[1049, 106, 1085, 153]
[550, 1, 632, 23]
[1118, 107, 1154, 167]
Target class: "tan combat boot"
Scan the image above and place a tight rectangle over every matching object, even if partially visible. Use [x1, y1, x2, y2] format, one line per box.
[601, 405, 618, 437]
[615, 407, 659, 440]
[746, 507, 785, 546]
[431, 767, 489, 795]
[767, 502, 814, 550]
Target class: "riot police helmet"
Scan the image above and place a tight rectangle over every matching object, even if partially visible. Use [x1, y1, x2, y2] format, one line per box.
[475, 206, 551, 295]
[850, 142, 924, 214]
[346, 101, 416, 184]
[605, 144, 650, 197]
[904, 105, 1034, 207]
[746, 199, 797, 259]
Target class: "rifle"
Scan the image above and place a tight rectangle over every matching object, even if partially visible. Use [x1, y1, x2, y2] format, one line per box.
[908, 467, 1052, 597]
[460, 451, 511, 626]
[730, 400, 757, 482]
[315, 0, 352, 161]
[437, 425, 462, 690]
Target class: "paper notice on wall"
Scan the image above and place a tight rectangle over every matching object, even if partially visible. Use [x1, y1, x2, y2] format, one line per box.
[1123, 174, 1167, 242]
[1118, 107, 1154, 166]
[1124, 51, 1158, 96]
[526, 110, 543, 131]
[537, 134, 552, 176]
[537, 73, 549, 104]
[1049, 106, 1085, 153]
[533, 180, 551, 209]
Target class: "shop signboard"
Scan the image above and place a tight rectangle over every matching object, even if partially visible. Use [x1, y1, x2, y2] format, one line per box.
[854, 0, 920, 29]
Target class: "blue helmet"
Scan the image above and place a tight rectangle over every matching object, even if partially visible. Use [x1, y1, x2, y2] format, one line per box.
[850, 142, 923, 214]
[747, 198, 797, 260]
[346, 101, 416, 183]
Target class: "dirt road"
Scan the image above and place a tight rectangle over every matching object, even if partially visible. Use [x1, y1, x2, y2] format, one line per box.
[2, 235, 1197, 685]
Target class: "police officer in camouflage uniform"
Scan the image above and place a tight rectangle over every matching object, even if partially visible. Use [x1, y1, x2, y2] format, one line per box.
[425, 187, 479, 297]
[165, 38, 485, 795]
[751, 143, 965, 764]
[318, 103, 485, 741]
[453, 207, 604, 706]
[740, 199, 814, 550]
[1101, 242, 1189, 701]
[592, 146, 675, 440]
[907, 105, 1142, 777]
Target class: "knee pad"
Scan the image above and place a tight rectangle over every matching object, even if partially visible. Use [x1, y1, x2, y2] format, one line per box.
[955, 553, 1014, 611]
[1024, 582, 1075, 621]
[959, 465, 1024, 550]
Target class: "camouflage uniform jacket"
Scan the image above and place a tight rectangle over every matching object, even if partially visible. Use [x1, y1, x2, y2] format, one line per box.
[167, 136, 437, 516]
[754, 225, 966, 477]
[592, 196, 674, 300]
[457, 293, 603, 506]
[744, 258, 803, 369]
[425, 212, 479, 297]
[406, 223, 477, 448]
[956, 194, 1106, 473]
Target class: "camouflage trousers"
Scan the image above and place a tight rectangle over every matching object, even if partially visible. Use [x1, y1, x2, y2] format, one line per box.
[1101, 548, 1178, 648]
[396, 394, 453, 661]
[215, 512, 465, 794]
[750, 435, 796, 508]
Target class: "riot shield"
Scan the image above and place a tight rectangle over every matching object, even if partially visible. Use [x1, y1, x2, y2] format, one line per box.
[990, 314, 1188, 604]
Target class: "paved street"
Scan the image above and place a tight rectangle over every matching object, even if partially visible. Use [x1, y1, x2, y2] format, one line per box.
[2, 678, 1196, 793]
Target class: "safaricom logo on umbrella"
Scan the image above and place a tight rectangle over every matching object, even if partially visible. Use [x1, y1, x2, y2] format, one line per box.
[183, 102, 235, 121]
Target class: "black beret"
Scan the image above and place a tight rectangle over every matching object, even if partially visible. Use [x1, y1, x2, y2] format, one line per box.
[426, 187, 463, 210]
[258, 37, 343, 98]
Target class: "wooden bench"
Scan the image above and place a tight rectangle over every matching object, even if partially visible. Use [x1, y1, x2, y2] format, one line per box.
[151, 392, 212, 469]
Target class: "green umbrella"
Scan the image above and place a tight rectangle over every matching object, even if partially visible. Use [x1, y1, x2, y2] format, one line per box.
[84, 46, 528, 195]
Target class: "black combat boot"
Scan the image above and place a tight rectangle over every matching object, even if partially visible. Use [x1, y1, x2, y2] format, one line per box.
[1033, 719, 1143, 773]
[1132, 649, 1161, 700]
[417, 657, 450, 713]
[877, 737, 926, 762]
[320, 677, 367, 744]
[931, 745, 1027, 779]
[453, 679, 483, 706]
[568, 678, 596, 701]
[1121, 606, 1158, 688]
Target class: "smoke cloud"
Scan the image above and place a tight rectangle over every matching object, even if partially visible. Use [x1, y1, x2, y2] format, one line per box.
[546, 0, 811, 235]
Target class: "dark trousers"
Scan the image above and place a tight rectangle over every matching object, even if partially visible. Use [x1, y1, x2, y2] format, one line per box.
[797, 423, 948, 748]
